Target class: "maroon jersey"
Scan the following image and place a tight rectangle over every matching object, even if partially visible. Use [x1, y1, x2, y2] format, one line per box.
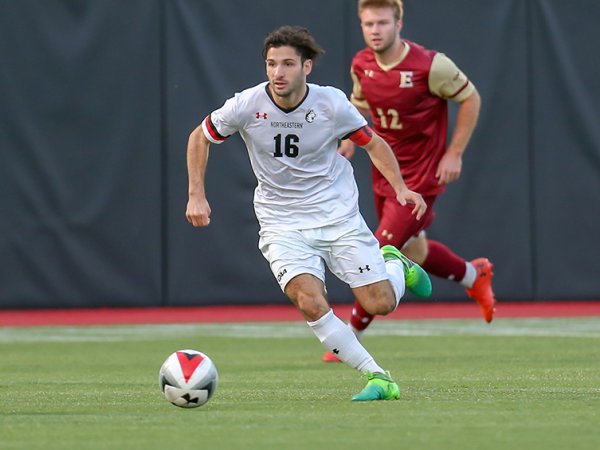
[351, 40, 471, 198]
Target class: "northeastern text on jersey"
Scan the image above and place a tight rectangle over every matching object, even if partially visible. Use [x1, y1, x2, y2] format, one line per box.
[270, 121, 304, 128]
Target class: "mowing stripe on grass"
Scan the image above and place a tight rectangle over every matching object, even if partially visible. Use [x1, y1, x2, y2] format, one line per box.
[1, 317, 599, 342]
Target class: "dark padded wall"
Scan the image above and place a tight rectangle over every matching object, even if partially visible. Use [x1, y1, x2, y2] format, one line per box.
[1, 0, 598, 308]
[530, 0, 600, 299]
[0, 1, 162, 308]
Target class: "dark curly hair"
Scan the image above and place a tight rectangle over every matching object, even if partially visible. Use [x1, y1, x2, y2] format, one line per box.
[263, 25, 325, 62]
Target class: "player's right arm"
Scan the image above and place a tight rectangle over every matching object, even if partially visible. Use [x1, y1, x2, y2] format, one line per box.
[186, 123, 212, 227]
[186, 94, 238, 227]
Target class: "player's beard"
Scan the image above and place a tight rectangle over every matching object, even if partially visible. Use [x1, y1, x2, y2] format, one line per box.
[369, 33, 397, 56]
[270, 81, 292, 97]
[270, 71, 303, 99]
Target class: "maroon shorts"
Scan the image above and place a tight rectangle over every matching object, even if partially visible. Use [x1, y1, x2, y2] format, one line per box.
[373, 194, 437, 248]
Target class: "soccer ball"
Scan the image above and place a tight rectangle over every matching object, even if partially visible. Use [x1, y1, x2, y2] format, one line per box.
[159, 349, 218, 408]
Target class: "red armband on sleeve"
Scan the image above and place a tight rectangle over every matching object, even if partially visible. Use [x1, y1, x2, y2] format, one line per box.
[203, 114, 227, 142]
[347, 125, 374, 147]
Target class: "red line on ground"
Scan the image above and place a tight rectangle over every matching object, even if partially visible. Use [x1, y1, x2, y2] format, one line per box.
[0, 301, 599, 327]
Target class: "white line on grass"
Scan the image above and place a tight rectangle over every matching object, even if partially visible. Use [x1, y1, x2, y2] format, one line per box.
[0, 318, 599, 342]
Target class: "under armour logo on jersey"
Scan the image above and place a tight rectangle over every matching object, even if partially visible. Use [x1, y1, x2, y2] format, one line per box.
[399, 71, 414, 88]
[305, 109, 316, 123]
[358, 265, 371, 273]
[364, 69, 375, 78]
[256, 112, 268, 119]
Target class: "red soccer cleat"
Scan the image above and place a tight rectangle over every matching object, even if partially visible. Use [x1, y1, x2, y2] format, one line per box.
[466, 258, 497, 323]
[322, 351, 342, 363]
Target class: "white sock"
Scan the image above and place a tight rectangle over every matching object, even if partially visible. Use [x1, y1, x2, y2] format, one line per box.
[307, 309, 384, 373]
[460, 262, 477, 288]
[385, 260, 406, 309]
[349, 323, 364, 340]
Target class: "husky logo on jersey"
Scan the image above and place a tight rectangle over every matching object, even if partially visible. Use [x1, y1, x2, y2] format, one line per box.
[399, 71, 414, 88]
[305, 109, 316, 123]
[256, 112, 268, 120]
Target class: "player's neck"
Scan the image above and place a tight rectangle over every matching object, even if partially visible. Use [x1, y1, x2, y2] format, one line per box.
[268, 84, 307, 110]
[374, 38, 405, 67]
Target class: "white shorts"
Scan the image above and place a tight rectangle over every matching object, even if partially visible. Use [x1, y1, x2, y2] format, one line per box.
[258, 213, 388, 292]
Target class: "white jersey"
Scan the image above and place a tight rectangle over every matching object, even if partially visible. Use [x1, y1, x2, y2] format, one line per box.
[202, 81, 368, 230]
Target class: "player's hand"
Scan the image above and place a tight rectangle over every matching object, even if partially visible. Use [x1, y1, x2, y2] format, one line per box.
[337, 139, 356, 160]
[186, 196, 212, 227]
[436, 151, 462, 185]
[396, 188, 427, 220]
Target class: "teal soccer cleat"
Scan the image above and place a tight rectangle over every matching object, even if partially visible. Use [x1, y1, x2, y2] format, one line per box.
[351, 371, 400, 401]
[381, 245, 432, 297]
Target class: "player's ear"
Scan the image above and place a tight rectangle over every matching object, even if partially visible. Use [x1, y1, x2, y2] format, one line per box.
[303, 58, 313, 76]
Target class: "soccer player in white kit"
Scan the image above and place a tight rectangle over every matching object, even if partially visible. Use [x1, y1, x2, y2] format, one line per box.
[186, 25, 431, 401]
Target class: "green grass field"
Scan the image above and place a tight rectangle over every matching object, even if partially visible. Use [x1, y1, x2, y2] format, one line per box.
[1, 318, 599, 450]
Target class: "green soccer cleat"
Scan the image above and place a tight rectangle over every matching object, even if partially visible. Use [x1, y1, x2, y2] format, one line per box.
[381, 244, 432, 297]
[351, 371, 400, 401]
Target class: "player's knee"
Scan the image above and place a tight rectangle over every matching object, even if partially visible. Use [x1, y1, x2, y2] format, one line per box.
[402, 236, 428, 264]
[374, 297, 396, 315]
[353, 280, 397, 316]
[360, 290, 396, 316]
[292, 291, 329, 321]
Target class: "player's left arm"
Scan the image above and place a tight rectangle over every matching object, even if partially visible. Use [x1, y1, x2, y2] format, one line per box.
[350, 127, 427, 220]
[338, 68, 372, 161]
[438, 89, 481, 184]
[430, 53, 482, 185]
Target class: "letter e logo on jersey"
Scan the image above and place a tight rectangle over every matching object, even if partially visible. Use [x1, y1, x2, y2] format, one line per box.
[399, 71, 414, 88]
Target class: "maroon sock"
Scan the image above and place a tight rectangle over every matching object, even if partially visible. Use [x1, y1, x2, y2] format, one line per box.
[421, 240, 467, 282]
[349, 299, 374, 331]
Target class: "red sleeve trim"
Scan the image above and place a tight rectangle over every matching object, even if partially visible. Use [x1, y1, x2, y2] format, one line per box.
[448, 80, 470, 99]
[345, 125, 373, 147]
[204, 114, 227, 141]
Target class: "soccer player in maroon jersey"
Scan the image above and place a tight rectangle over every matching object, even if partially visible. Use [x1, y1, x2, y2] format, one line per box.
[323, 0, 496, 362]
